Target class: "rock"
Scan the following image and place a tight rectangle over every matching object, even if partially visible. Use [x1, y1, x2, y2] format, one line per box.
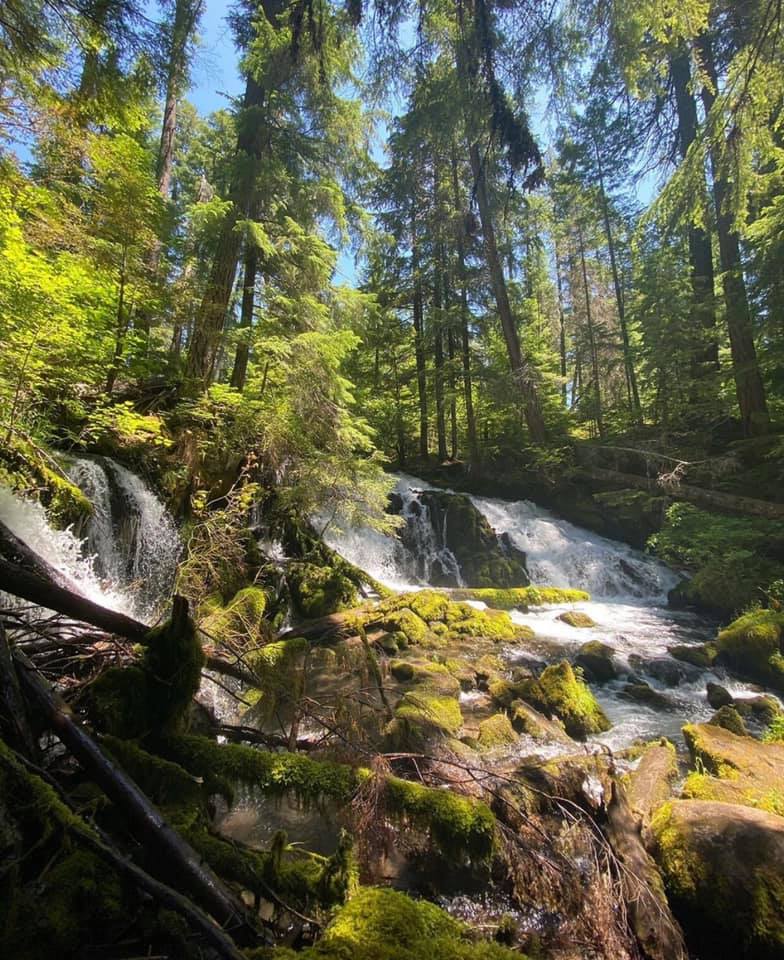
[477, 713, 518, 749]
[509, 699, 573, 744]
[390, 660, 414, 683]
[629, 654, 700, 687]
[733, 694, 782, 726]
[625, 740, 678, 826]
[651, 800, 784, 958]
[619, 682, 671, 710]
[708, 705, 748, 736]
[574, 640, 618, 683]
[668, 642, 718, 669]
[519, 661, 611, 740]
[715, 609, 784, 691]
[681, 722, 784, 815]
[450, 586, 590, 608]
[706, 682, 733, 709]
[557, 610, 596, 628]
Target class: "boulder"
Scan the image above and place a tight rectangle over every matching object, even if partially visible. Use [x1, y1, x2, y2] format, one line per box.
[706, 682, 733, 709]
[557, 610, 596, 628]
[708, 705, 748, 736]
[508, 699, 573, 744]
[681, 722, 784, 815]
[625, 740, 678, 826]
[651, 800, 784, 958]
[668, 643, 718, 669]
[629, 654, 701, 687]
[518, 661, 611, 740]
[477, 713, 518, 750]
[619, 682, 672, 710]
[574, 640, 619, 683]
[715, 609, 784, 692]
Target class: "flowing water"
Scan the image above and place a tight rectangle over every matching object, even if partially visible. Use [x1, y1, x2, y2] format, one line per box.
[0, 456, 179, 622]
[325, 472, 777, 755]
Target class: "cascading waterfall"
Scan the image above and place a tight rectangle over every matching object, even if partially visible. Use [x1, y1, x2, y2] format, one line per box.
[1, 456, 179, 622]
[325, 472, 778, 753]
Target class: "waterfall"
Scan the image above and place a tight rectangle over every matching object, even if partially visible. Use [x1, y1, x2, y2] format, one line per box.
[325, 473, 677, 601]
[0, 456, 179, 621]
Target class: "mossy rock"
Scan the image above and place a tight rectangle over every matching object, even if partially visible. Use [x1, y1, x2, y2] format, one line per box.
[509, 699, 572, 744]
[668, 642, 718, 669]
[706, 682, 733, 709]
[488, 677, 529, 709]
[574, 640, 618, 683]
[715, 609, 784, 691]
[682, 722, 784, 815]
[625, 740, 678, 825]
[0, 438, 92, 530]
[708, 705, 748, 737]
[519, 661, 610, 741]
[619, 682, 671, 710]
[733, 695, 782, 726]
[557, 610, 596, 628]
[287, 561, 359, 619]
[451, 586, 590, 610]
[201, 585, 268, 645]
[477, 713, 518, 750]
[392, 692, 463, 745]
[651, 800, 784, 957]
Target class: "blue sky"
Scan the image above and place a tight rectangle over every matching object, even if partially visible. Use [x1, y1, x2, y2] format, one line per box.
[188, 2, 244, 113]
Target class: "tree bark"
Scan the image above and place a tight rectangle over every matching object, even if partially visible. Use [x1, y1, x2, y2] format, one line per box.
[230, 240, 258, 391]
[593, 139, 641, 420]
[576, 222, 605, 439]
[695, 34, 770, 436]
[411, 215, 429, 460]
[469, 142, 547, 444]
[670, 51, 720, 378]
[433, 262, 448, 462]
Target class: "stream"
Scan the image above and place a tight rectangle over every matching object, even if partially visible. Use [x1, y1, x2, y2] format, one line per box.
[325, 472, 776, 754]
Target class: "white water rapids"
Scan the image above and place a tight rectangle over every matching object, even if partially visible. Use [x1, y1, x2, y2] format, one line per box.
[325, 473, 776, 754]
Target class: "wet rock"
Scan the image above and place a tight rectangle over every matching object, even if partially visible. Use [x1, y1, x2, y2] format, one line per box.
[733, 694, 782, 727]
[509, 699, 573, 744]
[708, 705, 748, 736]
[629, 654, 701, 687]
[668, 642, 718, 669]
[619, 682, 671, 710]
[557, 610, 596, 628]
[651, 800, 784, 958]
[477, 713, 518, 749]
[625, 740, 678, 826]
[518, 661, 611, 740]
[574, 640, 618, 683]
[706, 682, 733, 709]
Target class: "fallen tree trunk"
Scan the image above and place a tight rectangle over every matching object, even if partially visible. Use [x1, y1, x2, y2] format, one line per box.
[580, 465, 784, 521]
[0, 518, 83, 593]
[1, 746, 246, 960]
[0, 556, 150, 641]
[604, 781, 687, 960]
[12, 646, 268, 948]
[0, 623, 39, 758]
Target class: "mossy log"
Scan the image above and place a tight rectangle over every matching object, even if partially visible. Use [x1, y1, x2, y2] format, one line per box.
[11, 640, 266, 947]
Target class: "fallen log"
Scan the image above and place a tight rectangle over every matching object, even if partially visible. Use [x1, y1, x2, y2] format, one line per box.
[0, 556, 150, 641]
[604, 781, 687, 960]
[12, 645, 268, 948]
[0, 746, 246, 960]
[579, 465, 784, 521]
[0, 517, 83, 593]
[0, 622, 38, 758]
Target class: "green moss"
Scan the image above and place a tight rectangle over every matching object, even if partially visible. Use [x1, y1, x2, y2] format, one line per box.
[450, 586, 590, 609]
[763, 716, 784, 743]
[708, 705, 748, 737]
[244, 637, 309, 724]
[523, 661, 610, 740]
[557, 610, 596, 628]
[202, 586, 269, 644]
[715, 609, 784, 690]
[89, 598, 204, 738]
[381, 608, 430, 645]
[488, 677, 529, 708]
[393, 692, 463, 740]
[0, 437, 92, 529]
[288, 561, 359, 619]
[477, 713, 518, 749]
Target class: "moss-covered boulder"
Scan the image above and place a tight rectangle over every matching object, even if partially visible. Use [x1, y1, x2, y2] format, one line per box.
[264, 886, 525, 960]
[509, 699, 573, 744]
[201, 585, 268, 646]
[287, 561, 359, 619]
[715, 609, 784, 691]
[681, 722, 784, 815]
[651, 800, 784, 958]
[708, 705, 748, 737]
[624, 740, 677, 825]
[477, 713, 518, 750]
[450, 586, 590, 609]
[387, 660, 463, 750]
[668, 642, 718, 669]
[574, 640, 618, 683]
[557, 610, 596, 628]
[518, 661, 611, 740]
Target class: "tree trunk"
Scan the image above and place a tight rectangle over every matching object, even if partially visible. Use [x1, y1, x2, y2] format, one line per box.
[670, 51, 720, 379]
[593, 140, 641, 420]
[469, 142, 547, 444]
[554, 238, 568, 407]
[450, 149, 480, 468]
[411, 215, 429, 460]
[230, 240, 258, 391]
[577, 223, 605, 439]
[696, 34, 770, 436]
